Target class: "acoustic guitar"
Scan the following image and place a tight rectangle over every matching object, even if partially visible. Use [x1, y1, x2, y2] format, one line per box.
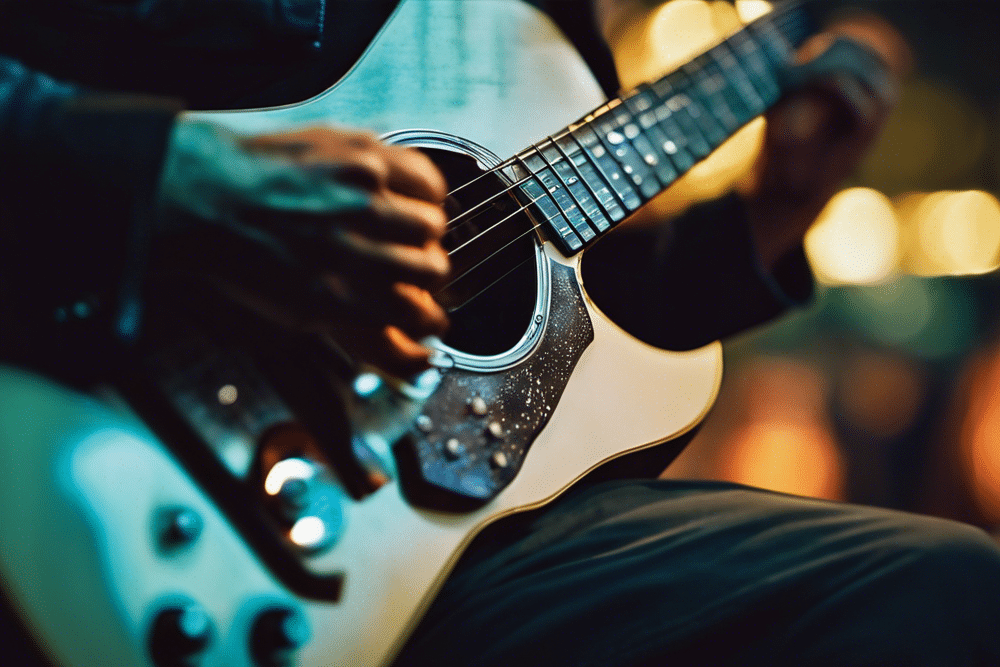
[0, 1, 890, 665]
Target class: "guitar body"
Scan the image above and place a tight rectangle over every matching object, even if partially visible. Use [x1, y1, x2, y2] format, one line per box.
[0, 1, 724, 665]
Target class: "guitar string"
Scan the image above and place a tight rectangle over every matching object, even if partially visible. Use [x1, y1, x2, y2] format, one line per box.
[444, 169, 532, 231]
[439, 2, 802, 242]
[436, 3, 805, 293]
[444, 128, 638, 262]
[442, 84, 753, 264]
[436, 195, 565, 297]
[439, 112, 618, 234]
[441, 94, 767, 297]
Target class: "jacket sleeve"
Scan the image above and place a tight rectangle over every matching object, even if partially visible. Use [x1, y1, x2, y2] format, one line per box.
[0, 55, 183, 371]
[0, 1, 391, 110]
[581, 194, 814, 351]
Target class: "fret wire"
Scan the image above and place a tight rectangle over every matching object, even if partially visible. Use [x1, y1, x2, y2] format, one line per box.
[636, 85, 696, 172]
[605, 104, 665, 195]
[532, 141, 603, 239]
[525, 144, 585, 225]
[656, 81, 713, 159]
[512, 153, 583, 251]
[572, 119, 643, 211]
[683, 58, 742, 133]
[673, 72, 728, 147]
[565, 127, 632, 219]
[549, 132, 617, 229]
[672, 73, 722, 151]
[700, 48, 758, 126]
[620, 92, 680, 187]
[712, 40, 767, 114]
[727, 30, 781, 104]
[594, 110, 645, 200]
[773, 5, 814, 47]
[747, 17, 796, 74]
[613, 100, 670, 183]
[565, 126, 627, 211]
[519, 150, 594, 242]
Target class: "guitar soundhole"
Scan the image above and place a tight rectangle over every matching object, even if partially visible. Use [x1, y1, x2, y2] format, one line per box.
[422, 148, 538, 357]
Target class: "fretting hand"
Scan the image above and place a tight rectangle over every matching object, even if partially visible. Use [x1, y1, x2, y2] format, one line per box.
[744, 14, 911, 270]
[155, 119, 452, 379]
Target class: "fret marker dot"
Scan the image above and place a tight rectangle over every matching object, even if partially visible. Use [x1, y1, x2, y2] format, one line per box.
[644, 155, 658, 165]
[624, 124, 640, 140]
[612, 173, 620, 180]
[593, 146, 607, 158]
[615, 148, 627, 158]
[607, 131, 625, 145]
[633, 176, 643, 185]
[623, 165, 633, 174]
[664, 141, 678, 154]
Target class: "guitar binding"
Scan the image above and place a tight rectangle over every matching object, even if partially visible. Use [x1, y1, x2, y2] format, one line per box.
[382, 130, 551, 370]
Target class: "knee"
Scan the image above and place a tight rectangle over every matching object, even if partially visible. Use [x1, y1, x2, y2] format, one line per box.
[892, 515, 1000, 589]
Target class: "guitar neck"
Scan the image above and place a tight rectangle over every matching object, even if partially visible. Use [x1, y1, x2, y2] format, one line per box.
[511, 0, 819, 255]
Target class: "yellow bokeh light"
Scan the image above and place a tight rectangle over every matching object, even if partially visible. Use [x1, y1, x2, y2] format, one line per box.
[734, 1, 773, 23]
[710, 0, 744, 36]
[614, 0, 721, 90]
[901, 191, 1000, 276]
[805, 188, 900, 285]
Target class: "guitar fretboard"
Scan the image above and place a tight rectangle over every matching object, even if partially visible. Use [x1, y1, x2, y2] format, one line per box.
[510, 1, 818, 255]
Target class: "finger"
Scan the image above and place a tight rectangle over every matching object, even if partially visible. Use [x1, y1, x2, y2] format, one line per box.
[248, 129, 394, 193]
[322, 277, 449, 340]
[248, 128, 448, 204]
[339, 190, 447, 245]
[758, 89, 880, 212]
[386, 282, 450, 338]
[787, 23, 904, 129]
[330, 324, 435, 379]
[327, 233, 451, 289]
[381, 144, 449, 204]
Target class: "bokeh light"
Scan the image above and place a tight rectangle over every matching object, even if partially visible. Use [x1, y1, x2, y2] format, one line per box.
[959, 349, 1000, 524]
[805, 188, 900, 285]
[899, 190, 1000, 276]
[721, 420, 844, 499]
[836, 350, 927, 439]
[734, 1, 773, 23]
[669, 359, 845, 501]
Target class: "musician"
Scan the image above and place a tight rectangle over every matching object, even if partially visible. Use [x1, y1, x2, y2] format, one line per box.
[1, 1, 997, 666]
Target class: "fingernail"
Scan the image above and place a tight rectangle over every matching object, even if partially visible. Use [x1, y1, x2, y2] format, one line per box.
[434, 247, 451, 276]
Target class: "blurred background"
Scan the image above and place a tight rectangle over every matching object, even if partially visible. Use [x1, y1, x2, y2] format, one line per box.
[612, 1, 1000, 534]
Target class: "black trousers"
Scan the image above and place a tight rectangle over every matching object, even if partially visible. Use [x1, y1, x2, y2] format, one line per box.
[394, 479, 1000, 666]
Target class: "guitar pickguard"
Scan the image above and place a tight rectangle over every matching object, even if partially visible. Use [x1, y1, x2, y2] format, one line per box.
[396, 259, 594, 509]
